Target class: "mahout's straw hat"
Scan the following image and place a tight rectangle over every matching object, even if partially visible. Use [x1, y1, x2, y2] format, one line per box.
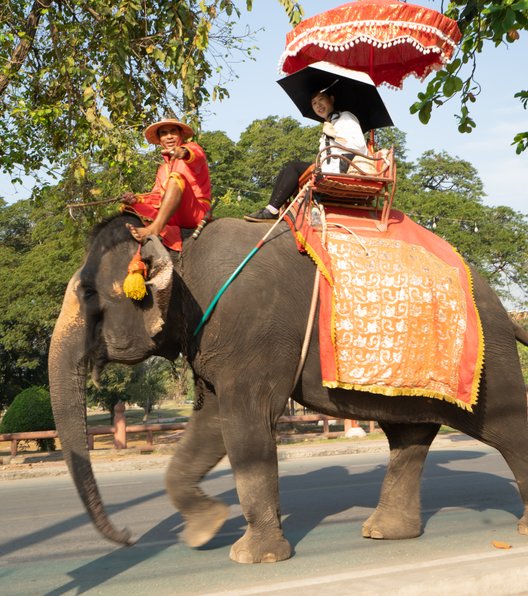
[144, 118, 194, 145]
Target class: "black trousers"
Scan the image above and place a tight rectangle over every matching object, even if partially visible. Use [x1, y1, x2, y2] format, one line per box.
[268, 154, 354, 209]
[268, 160, 311, 209]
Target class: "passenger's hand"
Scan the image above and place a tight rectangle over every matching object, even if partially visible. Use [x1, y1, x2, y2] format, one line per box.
[322, 121, 337, 139]
[121, 192, 136, 205]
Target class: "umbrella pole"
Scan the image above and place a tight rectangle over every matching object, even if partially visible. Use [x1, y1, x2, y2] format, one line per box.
[368, 44, 377, 152]
[368, 129, 375, 152]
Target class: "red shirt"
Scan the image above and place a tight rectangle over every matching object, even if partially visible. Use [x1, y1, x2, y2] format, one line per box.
[131, 141, 212, 232]
[151, 141, 211, 204]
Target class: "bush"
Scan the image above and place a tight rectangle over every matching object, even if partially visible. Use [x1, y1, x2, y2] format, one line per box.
[0, 386, 56, 451]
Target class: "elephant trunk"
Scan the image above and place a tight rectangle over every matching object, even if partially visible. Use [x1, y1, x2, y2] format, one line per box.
[48, 274, 131, 545]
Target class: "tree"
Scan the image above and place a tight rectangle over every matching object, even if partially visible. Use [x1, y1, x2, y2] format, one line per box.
[0, 197, 32, 252]
[200, 116, 321, 217]
[127, 357, 175, 421]
[86, 364, 133, 423]
[0, 386, 56, 451]
[412, 1, 527, 153]
[86, 356, 193, 421]
[0, 192, 86, 410]
[237, 116, 319, 191]
[395, 150, 528, 304]
[200, 130, 249, 199]
[411, 150, 484, 200]
[520, 344, 528, 383]
[0, 0, 303, 182]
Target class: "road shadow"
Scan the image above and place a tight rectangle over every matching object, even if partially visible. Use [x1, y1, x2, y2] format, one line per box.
[11, 448, 523, 595]
[42, 513, 183, 596]
[201, 447, 522, 551]
[279, 448, 522, 547]
[0, 466, 233, 560]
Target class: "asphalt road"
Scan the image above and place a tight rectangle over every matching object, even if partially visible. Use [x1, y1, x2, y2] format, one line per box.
[2, 439, 528, 595]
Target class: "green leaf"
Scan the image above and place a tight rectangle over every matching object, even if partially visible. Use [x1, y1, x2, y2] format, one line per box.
[418, 102, 432, 124]
[443, 76, 463, 97]
[86, 108, 96, 123]
[83, 86, 95, 102]
[99, 115, 114, 129]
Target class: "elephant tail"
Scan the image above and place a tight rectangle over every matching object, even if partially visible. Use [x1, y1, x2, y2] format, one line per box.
[513, 320, 528, 347]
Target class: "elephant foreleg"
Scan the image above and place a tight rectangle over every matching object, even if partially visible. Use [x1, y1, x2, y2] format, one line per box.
[363, 422, 440, 540]
[220, 400, 292, 564]
[165, 380, 228, 548]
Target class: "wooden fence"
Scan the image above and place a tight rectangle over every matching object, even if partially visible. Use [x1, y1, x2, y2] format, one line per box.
[0, 402, 371, 457]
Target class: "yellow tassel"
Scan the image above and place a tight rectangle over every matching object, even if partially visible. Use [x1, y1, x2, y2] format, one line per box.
[123, 247, 148, 300]
[123, 272, 147, 300]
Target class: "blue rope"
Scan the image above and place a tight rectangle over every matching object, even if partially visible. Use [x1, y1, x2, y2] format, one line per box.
[193, 245, 260, 336]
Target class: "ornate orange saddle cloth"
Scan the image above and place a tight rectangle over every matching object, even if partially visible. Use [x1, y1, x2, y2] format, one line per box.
[287, 205, 484, 411]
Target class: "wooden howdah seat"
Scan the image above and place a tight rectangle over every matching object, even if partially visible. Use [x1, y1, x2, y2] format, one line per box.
[298, 144, 397, 231]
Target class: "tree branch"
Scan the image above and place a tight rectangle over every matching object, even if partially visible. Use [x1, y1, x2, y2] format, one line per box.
[0, 0, 53, 97]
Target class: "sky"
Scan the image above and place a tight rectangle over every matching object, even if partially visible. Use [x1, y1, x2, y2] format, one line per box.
[198, 0, 528, 215]
[1, 0, 527, 215]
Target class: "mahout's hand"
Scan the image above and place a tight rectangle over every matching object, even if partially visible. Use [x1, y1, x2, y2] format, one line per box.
[121, 192, 137, 205]
[161, 147, 188, 160]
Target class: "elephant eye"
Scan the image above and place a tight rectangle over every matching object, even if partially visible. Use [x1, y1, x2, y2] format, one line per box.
[81, 284, 97, 301]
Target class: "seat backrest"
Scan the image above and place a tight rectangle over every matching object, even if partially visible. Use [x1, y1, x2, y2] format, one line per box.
[347, 148, 392, 177]
[315, 144, 393, 181]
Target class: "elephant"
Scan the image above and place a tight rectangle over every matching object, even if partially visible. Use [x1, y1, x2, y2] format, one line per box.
[48, 212, 528, 564]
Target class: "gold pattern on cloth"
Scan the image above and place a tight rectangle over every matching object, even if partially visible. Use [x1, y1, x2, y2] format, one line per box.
[328, 232, 467, 399]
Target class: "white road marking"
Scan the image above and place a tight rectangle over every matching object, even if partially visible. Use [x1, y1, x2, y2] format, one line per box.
[203, 546, 528, 594]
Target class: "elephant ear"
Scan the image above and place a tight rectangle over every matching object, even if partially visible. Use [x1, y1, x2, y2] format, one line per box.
[141, 235, 174, 338]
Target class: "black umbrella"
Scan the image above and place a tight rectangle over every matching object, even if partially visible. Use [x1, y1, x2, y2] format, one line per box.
[277, 61, 393, 133]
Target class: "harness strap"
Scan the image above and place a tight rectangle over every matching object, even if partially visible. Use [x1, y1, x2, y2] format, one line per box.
[291, 199, 326, 391]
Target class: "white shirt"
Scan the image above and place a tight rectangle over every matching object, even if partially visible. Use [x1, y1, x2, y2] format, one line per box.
[319, 111, 368, 174]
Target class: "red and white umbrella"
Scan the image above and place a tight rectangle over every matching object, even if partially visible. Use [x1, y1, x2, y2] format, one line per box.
[279, 0, 462, 89]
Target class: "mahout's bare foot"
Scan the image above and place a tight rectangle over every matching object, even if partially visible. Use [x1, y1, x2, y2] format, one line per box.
[126, 223, 151, 244]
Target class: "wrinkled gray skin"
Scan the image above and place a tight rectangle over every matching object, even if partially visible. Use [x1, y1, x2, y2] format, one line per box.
[49, 213, 528, 564]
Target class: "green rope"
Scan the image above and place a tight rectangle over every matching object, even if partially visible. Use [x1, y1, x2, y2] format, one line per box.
[192, 183, 310, 337]
[193, 244, 261, 336]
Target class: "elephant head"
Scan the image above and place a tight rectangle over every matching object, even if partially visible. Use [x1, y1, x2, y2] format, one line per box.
[48, 214, 176, 544]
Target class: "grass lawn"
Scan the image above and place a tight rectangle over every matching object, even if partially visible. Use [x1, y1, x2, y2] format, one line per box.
[87, 400, 193, 426]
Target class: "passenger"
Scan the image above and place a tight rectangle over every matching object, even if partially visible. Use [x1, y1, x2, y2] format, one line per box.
[244, 90, 367, 222]
[123, 118, 212, 242]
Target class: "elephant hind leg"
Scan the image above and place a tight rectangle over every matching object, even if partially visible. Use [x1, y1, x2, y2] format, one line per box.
[482, 420, 528, 536]
[363, 422, 440, 540]
[165, 380, 228, 548]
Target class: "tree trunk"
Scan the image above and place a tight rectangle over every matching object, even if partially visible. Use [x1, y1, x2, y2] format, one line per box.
[0, 0, 53, 97]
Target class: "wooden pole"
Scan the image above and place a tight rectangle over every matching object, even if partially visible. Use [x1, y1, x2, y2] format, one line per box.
[113, 401, 127, 449]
